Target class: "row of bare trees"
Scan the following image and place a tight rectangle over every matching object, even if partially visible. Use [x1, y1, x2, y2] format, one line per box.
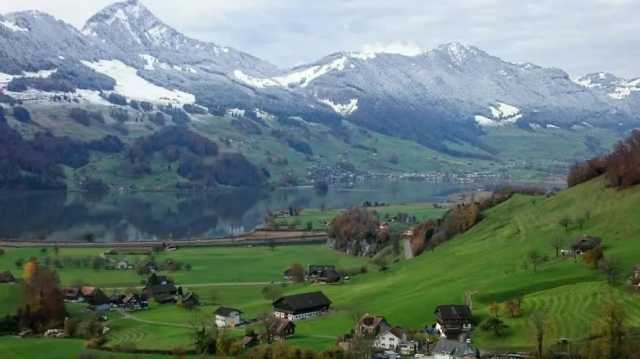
[568, 129, 640, 188]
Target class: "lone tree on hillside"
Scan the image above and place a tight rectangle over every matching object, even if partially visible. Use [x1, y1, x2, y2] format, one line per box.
[527, 250, 546, 272]
[581, 296, 637, 358]
[480, 317, 508, 337]
[288, 263, 305, 283]
[599, 257, 622, 285]
[531, 310, 553, 359]
[558, 216, 573, 232]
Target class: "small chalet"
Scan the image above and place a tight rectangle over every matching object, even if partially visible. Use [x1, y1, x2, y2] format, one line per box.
[374, 327, 407, 351]
[267, 318, 295, 340]
[357, 313, 391, 337]
[215, 307, 243, 328]
[81, 287, 111, 312]
[143, 273, 178, 303]
[116, 260, 131, 270]
[432, 339, 479, 359]
[319, 268, 342, 283]
[0, 270, 16, 283]
[122, 293, 148, 311]
[110, 294, 125, 306]
[434, 305, 473, 339]
[307, 265, 335, 279]
[570, 235, 602, 256]
[63, 287, 81, 301]
[180, 292, 199, 307]
[273, 291, 331, 321]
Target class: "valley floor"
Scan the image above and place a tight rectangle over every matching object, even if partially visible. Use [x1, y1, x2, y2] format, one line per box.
[1, 178, 639, 357]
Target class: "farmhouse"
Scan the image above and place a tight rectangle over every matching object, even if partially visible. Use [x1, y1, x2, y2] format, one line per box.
[316, 268, 342, 283]
[267, 318, 296, 340]
[374, 327, 407, 351]
[273, 291, 331, 321]
[434, 305, 473, 338]
[357, 313, 391, 337]
[143, 273, 178, 303]
[0, 270, 16, 283]
[180, 292, 199, 307]
[121, 293, 148, 311]
[63, 287, 81, 301]
[215, 307, 243, 328]
[116, 260, 131, 270]
[307, 265, 335, 279]
[569, 235, 602, 256]
[432, 338, 479, 359]
[81, 287, 111, 312]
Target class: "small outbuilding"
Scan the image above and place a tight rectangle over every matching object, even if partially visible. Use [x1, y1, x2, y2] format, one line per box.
[0, 271, 16, 283]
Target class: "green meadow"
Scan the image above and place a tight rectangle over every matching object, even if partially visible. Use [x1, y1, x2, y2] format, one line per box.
[1, 177, 640, 355]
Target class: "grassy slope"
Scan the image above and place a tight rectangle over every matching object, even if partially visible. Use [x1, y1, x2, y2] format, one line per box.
[1, 178, 639, 353]
[299, 177, 640, 350]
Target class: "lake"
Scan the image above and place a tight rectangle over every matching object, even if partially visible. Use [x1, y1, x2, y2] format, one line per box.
[0, 180, 539, 242]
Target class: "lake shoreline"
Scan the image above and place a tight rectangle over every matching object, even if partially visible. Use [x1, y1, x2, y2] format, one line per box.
[0, 230, 328, 248]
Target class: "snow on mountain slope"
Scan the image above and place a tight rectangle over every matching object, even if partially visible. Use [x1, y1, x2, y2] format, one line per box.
[475, 102, 522, 127]
[319, 98, 359, 117]
[234, 56, 349, 89]
[0, 19, 28, 32]
[82, 59, 195, 104]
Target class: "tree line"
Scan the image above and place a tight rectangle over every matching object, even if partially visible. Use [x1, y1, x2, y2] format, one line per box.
[568, 129, 640, 188]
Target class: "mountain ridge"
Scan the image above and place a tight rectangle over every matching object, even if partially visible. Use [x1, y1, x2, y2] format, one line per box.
[0, 0, 638, 190]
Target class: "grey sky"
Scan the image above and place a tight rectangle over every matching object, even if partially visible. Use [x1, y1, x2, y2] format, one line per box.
[1, 0, 638, 77]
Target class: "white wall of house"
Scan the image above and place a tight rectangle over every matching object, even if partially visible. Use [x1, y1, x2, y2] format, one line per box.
[215, 312, 241, 328]
[274, 310, 324, 321]
[374, 332, 401, 351]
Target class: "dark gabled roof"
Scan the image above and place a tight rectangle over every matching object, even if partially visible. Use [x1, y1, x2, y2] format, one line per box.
[435, 305, 473, 321]
[0, 271, 15, 282]
[86, 288, 110, 305]
[215, 306, 242, 317]
[273, 291, 331, 312]
[432, 339, 479, 357]
[572, 236, 602, 250]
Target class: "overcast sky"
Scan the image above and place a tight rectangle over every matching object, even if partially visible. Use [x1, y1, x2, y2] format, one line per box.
[1, 0, 638, 77]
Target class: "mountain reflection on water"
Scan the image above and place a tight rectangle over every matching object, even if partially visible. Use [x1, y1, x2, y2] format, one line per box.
[0, 181, 506, 242]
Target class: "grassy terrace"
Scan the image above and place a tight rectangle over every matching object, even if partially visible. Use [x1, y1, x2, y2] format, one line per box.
[1, 178, 640, 356]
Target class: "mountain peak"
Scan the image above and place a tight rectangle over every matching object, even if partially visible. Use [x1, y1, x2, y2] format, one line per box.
[431, 42, 482, 65]
[83, 0, 184, 50]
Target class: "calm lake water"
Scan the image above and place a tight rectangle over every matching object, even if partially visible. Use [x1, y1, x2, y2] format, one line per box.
[0, 180, 532, 242]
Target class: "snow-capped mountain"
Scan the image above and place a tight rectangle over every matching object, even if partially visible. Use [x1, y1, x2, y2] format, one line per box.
[0, 0, 638, 156]
[233, 42, 637, 152]
[576, 72, 640, 112]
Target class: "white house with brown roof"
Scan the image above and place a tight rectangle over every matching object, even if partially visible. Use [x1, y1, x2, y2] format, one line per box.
[374, 327, 407, 351]
[215, 307, 243, 328]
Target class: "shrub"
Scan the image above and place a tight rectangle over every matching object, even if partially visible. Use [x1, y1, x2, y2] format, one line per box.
[183, 104, 207, 115]
[13, 106, 31, 123]
[106, 93, 128, 106]
[69, 108, 91, 126]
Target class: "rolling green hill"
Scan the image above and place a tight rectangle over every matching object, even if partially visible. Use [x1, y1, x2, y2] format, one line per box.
[287, 177, 640, 350]
[3, 102, 622, 190]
